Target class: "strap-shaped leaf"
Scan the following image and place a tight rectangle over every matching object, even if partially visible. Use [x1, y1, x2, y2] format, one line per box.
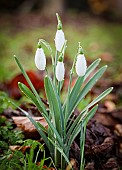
[18, 82, 48, 117]
[10, 101, 50, 151]
[69, 76, 84, 108]
[69, 65, 107, 115]
[62, 58, 101, 116]
[42, 113, 64, 149]
[80, 121, 86, 170]
[48, 138, 72, 169]
[84, 58, 101, 80]
[69, 58, 101, 106]
[14, 56, 47, 115]
[36, 122, 48, 133]
[67, 105, 98, 152]
[44, 75, 64, 136]
[83, 87, 113, 111]
[65, 109, 88, 143]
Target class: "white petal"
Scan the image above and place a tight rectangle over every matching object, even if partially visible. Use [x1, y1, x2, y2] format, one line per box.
[55, 30, 65, 52]
[56, 61, 65, 81]
[76, 54, 87, 76]
[35, 48, 46, 70]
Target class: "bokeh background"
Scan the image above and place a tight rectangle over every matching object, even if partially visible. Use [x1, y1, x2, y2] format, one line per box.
[0, 0, 122, 83]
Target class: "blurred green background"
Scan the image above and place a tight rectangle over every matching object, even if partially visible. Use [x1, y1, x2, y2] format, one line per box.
[0, 0, 122, 82]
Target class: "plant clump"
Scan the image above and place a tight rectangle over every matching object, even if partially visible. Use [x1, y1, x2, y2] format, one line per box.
[12, 13, 113, 169]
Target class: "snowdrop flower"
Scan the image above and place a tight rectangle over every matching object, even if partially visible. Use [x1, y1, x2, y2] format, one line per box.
[35, 43, 46, 70]
[55, 30, 65, 52]
[76, 54, 87, 77]
[55, 13, 65, 52]
[76, 45, 87, 77]
[56, 60, 65, 81]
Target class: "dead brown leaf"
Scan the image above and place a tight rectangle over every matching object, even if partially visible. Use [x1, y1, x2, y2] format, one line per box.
[12, 116, 48, 138]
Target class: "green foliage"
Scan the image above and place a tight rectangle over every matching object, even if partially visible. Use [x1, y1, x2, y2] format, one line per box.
[0, 139, 53, 170]
[23, 139, 53, 170]
[0, 91, 21, 113]
[0, 117, 24, 170]
[0, 92, 12, 113]
[0, 150, 24, 170]
[0, 120, 24, 150]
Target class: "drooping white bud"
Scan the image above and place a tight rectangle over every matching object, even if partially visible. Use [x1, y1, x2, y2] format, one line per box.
[76, 54, 87, 77]
[55, 30, 65, 52]
[35, 48, 46, 70]
[56, 61, 65, 81]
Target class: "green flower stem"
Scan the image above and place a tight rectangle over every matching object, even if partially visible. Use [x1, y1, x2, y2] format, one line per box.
[80, 120, 87, 170]
[63, 55, 76, 140]
[38, 39, 55, 80]
[53, 50, 58, 87]
[57, 81, 61, 96]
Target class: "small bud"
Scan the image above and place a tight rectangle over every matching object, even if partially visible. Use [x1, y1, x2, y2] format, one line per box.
[76, 54, 87, 77]
[55, 30, 65, 52]
[78, 42, 84, 54]
[58, 53, 63, 62]
[37, 42, 41, 49]
[35, 48, 46, 70]
[56, 13, 62, 30]
[56, 61, 65, 81]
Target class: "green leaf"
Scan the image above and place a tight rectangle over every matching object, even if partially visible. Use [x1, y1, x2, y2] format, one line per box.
[80, 121, 86, 170]
[36, 122, 48, 133]
[84, 105, 98, 123]
[69, 65, 107, 115]
[66, 87, 113, 150]
[84, 58, 101, 80]
[14, 56, 47, 115]
[65, 109, 88, 143]
[84, 87, 113, 111]
[18, 82, 47, 116]
[41, 113, 64, 149]
[10, 101, 50, 152]
[44, 75, 64, 136]
[48, 138, 72, 169]
[67, 105, 98, 152]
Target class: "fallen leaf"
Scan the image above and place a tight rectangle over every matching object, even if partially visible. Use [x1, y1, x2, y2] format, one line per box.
[7, 70, 44, 99]
[12, 116, 48, 139]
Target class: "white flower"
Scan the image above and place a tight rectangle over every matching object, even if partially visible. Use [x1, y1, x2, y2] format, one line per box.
[55, 30, 65, 52]
[35, 48, 46, 70]
[76, 54, 87, 76]
[56, 61, 65, 81]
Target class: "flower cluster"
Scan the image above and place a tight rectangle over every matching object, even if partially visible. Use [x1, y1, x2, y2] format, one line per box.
[34, 13, 87, 81]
